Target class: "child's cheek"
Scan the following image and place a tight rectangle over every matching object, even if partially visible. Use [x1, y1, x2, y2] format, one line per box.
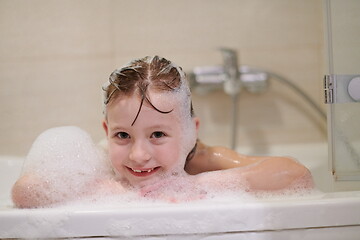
[160, 145, 181, 169]
[109, 146, 125, 171]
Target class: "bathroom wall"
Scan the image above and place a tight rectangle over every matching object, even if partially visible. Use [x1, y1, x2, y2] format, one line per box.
[0, 0, 326, 155]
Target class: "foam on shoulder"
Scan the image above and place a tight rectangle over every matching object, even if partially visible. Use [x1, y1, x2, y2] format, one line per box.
[20, 126, 112, 206]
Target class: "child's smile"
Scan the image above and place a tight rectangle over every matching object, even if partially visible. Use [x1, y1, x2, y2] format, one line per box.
[127, 166, 161, 176]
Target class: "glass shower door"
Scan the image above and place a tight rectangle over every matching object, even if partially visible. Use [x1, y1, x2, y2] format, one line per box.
[325, 0, 360, 181]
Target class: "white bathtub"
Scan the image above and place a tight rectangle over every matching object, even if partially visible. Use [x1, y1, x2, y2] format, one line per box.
[1, 142, 360, 240]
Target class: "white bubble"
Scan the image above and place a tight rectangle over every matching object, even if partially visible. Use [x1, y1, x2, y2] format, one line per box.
[20, 126, 113, 206]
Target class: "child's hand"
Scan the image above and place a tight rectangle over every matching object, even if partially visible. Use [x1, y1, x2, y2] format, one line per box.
[139, 175, 207, 203]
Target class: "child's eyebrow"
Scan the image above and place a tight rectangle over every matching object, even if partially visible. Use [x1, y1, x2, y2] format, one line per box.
[109, 125, 128, 132]
[147, 124, 172, 130]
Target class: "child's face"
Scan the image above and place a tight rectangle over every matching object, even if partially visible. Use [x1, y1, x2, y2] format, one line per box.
[103, 92, 192, 188]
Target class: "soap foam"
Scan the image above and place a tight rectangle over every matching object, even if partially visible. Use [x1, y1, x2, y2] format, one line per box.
[17, 126, 320, 209]
[20, 126, 113, 206]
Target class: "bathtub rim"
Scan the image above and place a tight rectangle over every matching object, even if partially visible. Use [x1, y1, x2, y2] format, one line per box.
[1, 190, 360, 239]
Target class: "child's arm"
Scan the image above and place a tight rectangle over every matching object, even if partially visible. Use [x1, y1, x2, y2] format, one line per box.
[194, 155, 314, 192]
[185, 141, 278, 174]
[140, 157, 313, 203]
[12, 174, 125, 208]
[12, 174, 59, 208]
[185, 141, 259, 174]
[186, 141, 314, 191]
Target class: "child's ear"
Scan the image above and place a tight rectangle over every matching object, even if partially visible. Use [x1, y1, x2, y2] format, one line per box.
[102, 120, 109, 136]
[193, 117, 200, 134]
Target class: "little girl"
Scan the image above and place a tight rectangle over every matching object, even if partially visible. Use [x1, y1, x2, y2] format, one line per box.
[12, 56, 313, 208]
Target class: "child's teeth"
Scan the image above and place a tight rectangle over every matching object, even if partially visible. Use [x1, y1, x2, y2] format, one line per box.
[132, 168, 154, 173]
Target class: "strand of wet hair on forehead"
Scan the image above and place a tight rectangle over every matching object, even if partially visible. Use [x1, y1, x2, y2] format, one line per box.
[131, 82, 173, 126]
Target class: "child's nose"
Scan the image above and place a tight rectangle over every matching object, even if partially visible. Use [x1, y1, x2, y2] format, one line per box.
[129, 141, 151, 164]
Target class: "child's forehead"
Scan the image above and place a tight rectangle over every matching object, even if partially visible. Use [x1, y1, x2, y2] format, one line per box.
[107, 95, 185, 129]
[148, 90, 182, 105]
[108, 91, 184, 118]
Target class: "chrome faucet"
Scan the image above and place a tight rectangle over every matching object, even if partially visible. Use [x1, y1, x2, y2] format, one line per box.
[189, 47, 325, 151]
[219, 48, 242, 96]
[190, 49, 268, 95]
[188, 48, 269, 150]
[219, 48, 241, 149]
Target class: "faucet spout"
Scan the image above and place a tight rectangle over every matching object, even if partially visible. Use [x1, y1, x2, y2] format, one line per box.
[219, 48, 241, 149]
[219, 48, 241, 96]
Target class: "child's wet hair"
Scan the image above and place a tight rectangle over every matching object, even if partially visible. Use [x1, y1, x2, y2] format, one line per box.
[102, 56, 194, 124]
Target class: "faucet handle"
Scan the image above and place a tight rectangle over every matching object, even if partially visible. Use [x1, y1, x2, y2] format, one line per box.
[219, 48, 240, 79]
[219, 48, 241, 95]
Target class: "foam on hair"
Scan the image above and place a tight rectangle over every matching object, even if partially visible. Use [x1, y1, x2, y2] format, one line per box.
[102, 56, 190, 112]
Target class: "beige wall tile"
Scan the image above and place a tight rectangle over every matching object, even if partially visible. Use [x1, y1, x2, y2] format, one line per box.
[0, 0, 327, 155]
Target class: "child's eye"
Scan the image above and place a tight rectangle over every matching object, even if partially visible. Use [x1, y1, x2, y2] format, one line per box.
[117, 132, 130, 139]
[151, 131, 165, 139]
